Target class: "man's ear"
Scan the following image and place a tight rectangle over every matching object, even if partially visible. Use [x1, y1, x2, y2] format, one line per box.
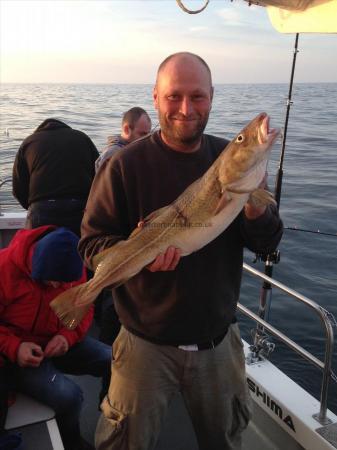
[209, 86, 214, 113]
[153, 86, 159, 111]
[122, 123, 131, 140]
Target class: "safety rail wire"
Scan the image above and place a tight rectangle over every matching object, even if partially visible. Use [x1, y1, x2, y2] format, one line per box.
[0, 177, 14, 215]
[0, 177, 12, 189]
[238, 262, 335, 424]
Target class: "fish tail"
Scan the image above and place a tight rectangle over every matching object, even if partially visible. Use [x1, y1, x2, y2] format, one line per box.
[50, 281, 98, 330]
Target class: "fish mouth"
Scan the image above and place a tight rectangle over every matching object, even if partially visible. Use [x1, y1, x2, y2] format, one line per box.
[258, 112, 280, 145]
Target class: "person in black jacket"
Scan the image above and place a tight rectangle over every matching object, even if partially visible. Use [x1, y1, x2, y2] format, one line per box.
[79, 52, 283, 450]
[12, 119, 99, 236]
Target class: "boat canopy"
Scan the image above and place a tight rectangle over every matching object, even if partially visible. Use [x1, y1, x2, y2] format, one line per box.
[177, 1, 337, 33]
[259, 0, 337, 33]
[244, 0, 329, 11]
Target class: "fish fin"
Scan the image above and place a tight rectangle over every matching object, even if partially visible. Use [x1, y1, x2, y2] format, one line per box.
[92, 240, 127, 272]
[143, 205, 170, 222]
[56, 303, 92, 330]
[92, 247, 111, 272]
[50, 280, 99, 329]
[249, 188, 276, 208]
[227, 187, 252, 194]
[128, 226, 143, 239]
[214, 191, 232, 215]
[135, 206, 171, 231]
[127, 206, 172, 240]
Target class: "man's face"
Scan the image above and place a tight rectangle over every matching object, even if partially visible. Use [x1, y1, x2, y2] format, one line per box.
[153, 56, 213, 152]
[128, 114, 152, 142]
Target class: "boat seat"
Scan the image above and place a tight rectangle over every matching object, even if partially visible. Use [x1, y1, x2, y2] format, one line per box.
[5, 393, 64, 449]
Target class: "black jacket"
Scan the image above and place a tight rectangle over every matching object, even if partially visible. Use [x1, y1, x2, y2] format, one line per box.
[79, 131, 283, 345]
[12, 119, 99, 209]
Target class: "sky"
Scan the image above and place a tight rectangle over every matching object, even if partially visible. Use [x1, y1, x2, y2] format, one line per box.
[1, 0, 336, 84]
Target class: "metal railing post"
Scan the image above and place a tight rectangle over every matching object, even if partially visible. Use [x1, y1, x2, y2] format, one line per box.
[241, 263, 335, 425]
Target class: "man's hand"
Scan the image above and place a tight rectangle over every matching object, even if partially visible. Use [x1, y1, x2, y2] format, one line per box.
[44, 335, 69, 358]
[147, 246, 181, 272]
[17, 342, 44, 367]
[244, 201, 267, 220]
[244, 172, 268, 220]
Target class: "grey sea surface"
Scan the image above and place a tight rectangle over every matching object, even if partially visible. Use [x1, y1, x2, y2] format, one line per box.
[1, 82, 337, 418]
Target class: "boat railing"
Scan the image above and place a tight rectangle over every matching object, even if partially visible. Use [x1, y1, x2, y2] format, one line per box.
[0, 177, 11, 216]
[239, 262, 335, 426]
[0, 177, 23, 216]
[0, 177, 12, 191]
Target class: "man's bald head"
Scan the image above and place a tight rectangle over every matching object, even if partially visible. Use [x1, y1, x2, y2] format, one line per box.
[153, 52, 213, 153]
[156, 52, 212, 88]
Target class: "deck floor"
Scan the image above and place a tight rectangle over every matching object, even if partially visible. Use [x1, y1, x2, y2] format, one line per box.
[8, 317, 304, 450]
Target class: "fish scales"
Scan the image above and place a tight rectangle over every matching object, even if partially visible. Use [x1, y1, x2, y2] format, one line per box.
[51, 112, 280, 329]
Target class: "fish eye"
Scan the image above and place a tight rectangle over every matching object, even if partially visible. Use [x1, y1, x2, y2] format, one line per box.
[235, 134, 245, 143]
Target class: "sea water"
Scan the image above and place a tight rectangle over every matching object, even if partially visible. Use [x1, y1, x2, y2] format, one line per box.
[1, 82, 337, 413]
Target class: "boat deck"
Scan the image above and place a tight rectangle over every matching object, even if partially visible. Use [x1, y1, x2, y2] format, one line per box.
[1, 212, 334, 450]
[9, 386, 305, 450]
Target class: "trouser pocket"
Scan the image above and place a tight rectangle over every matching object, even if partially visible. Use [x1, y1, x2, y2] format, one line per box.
[95, 396, 128, 450]
[230, 395, 251, 439]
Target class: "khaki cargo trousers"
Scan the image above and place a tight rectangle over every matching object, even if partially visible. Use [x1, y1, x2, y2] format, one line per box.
[95, 324, 251, 450]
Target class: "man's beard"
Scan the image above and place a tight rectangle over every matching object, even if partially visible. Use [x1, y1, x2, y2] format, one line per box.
[158, 111, 209, 147]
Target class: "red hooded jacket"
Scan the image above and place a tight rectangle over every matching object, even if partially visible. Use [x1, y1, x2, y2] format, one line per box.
[0, 226, 93, 366]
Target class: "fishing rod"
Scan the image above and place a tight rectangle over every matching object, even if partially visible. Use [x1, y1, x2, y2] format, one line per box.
[251, 33, 300, 357]
[285, 226, 337, 238]
[275, 33, 300, 209]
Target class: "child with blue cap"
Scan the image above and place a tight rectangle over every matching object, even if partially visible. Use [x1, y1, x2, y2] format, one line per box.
[0, 226, 111, 450]
[31, 226, 83, 283]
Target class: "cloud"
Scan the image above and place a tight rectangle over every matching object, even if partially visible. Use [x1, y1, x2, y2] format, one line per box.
[188, 26, 209, 32]
[216, 8, 244, 26]
[215, 3, 265, 29]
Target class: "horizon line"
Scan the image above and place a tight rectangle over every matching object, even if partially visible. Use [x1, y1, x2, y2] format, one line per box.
[1, 81, 336, 85]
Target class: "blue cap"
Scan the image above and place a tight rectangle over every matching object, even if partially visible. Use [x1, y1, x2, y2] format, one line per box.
[31, 227, 83, 282]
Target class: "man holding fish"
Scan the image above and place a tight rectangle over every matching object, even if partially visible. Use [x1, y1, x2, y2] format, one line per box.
[52, 52, 283, 450]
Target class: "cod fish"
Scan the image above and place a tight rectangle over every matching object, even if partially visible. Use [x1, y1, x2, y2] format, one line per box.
[51, 112, 280, 330]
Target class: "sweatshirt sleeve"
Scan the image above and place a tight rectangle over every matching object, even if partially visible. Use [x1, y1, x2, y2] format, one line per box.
[79, 159, 130, 270]
[240, 203, 283, 255]
[12, 145, 30, 209]
[85, 134, 100, 166]
[0, 326, 24, 364]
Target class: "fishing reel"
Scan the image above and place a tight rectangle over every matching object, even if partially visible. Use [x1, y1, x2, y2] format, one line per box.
[247, 329, 275, 364]
[253, 250, 280, 265]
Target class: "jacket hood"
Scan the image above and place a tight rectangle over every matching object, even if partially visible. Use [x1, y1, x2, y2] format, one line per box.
[106, 135, 128, 147]
[35, 118, 71, 133]
[6, 226, 56, 276]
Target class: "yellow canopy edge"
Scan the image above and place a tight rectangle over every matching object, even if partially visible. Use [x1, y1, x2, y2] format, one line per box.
[267, 0, 337, 33]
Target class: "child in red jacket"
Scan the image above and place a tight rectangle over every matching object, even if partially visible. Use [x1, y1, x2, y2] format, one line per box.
[0, 226, 111, 450]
